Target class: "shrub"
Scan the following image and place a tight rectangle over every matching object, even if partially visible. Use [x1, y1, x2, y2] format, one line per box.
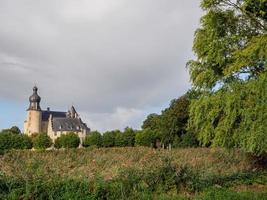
[83, 131, 102, 147]
[114, 132, 124, 147]
[14, 134, 33, 149]
[0, 132, 15, 151]
[0, 132, 32, 152]
[122, 127, 136, 147]
[102, 131, 118, 147]
[135, 129, 158, 147]
[32, 133, 52, 150]
[55, 132, 80, 149]
[173, 132, 199, 148]
[1, 126, 21, 134]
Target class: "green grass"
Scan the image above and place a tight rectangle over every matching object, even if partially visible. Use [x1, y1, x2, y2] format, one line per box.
[0, 147, 266, 199]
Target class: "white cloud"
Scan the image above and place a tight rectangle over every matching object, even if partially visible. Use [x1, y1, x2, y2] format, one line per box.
[80, 107, 146, 132]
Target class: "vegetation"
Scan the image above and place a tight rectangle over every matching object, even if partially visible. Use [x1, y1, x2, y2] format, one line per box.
[186, 0, 267, 156]
[0, 0, 266, 198]
[141, 91, 201, 148]
[1, 126, 21, 134]
[135, 129, 159, 147]
[83, 131, 103, 147]
[32, 133, 52, 150]
[0, 147, 266, 199]
[0, 132, 32, 154]
[55, 132, 80, 149]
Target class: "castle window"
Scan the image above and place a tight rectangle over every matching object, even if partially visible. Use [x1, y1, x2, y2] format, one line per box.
[76, 126, 80, 130]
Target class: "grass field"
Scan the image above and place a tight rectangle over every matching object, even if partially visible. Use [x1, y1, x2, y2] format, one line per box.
[0, 147, 267, 199]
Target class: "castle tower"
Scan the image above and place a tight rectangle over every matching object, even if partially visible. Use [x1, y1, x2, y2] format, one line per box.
[24, 86, 42, 135]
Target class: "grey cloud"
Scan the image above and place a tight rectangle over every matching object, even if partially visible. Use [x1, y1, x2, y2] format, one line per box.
[0, 0, 202, 130]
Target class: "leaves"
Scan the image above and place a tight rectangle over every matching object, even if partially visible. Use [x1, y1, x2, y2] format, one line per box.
[188, 72, 267, 155]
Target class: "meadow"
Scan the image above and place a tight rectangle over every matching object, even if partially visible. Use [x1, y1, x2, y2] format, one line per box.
[0, 147, 266, 199]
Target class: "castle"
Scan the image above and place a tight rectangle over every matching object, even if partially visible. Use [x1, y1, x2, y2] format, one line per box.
[24, 86, 90, 142]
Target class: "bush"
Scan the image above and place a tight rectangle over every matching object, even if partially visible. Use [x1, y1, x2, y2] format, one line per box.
[83, 131, 102, 147]
[173, 132, 199, 148]
[135, 129, 158, 147]
[102, 131, 118, 147]
[1, 126, 21, 134]
[0, 132, 32, 152]
[122, 127, 136, 147]
[14, 134, 33, 149]
[55, 132, 80, 149]
[32, 133, 52, 150]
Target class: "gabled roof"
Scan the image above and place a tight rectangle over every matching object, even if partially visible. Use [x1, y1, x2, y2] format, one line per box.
[52, 117, 89, 132]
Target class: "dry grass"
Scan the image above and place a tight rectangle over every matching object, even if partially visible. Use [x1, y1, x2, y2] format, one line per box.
[0, 147, 254, 180]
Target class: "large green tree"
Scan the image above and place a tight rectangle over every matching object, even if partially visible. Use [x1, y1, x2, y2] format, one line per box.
[187, 0, 267, 155]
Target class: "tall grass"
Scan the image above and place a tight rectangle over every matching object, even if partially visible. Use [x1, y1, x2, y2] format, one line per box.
[0, 147, 266, 199]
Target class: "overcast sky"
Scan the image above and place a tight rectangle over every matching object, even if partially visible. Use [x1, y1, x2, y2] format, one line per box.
[0, 0, 202, 132]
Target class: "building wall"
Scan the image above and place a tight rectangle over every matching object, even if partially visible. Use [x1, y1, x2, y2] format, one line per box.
[46, 116, 87, 143]
[41, 121, 48, 133]
[24, 110, 42, 136]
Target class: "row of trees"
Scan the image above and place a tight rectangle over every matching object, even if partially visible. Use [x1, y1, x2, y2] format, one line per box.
[0, 125, 198, 153]
[141, 0, 267, 156]
[0, 127, 80, 152]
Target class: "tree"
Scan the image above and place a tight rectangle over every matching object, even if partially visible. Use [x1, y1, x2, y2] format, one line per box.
[135, 129, 159, 147]
[55, 132, 80, 149]
[187, 0, 267, 155]
[142, 114, 161, 130]
[32, 133, 52, 150]
[160, 96, 190, 145]
[102, 130, 119, 147]
[14, 134, 33, 149]
[83, 131, 102, 147]
[2, 126, 21, 134]
[141, 93, 195, 147]
[0, 132, 32, 153]
[122, 127, 136, 147]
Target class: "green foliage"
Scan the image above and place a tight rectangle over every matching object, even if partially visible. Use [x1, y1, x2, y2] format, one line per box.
[102, 130, 118, 147]
[187, 0, 267, 156]
[114, 128, 136, 147]
[196, 188, 267, 200]
[188, 0, 266, 89]
[54, 132, 80, 149]
[15, 134, 33, 149]
[83, 131, 102, 147]
[135, 129, 159, 147]
[142, 113, 161, 130]
[122, 127, 136, 147]
[189, 72, 267, 155]
[173, 132, 199, 148]
[1, 126, 21, 134]
[0, 132, 32, 152]
[32, 133, 52, 150]
[142, 94, 195, 147]
[160, 96, 190, 145]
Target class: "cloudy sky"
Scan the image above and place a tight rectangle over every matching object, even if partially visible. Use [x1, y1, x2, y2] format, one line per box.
[0, 0, 202, 132]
